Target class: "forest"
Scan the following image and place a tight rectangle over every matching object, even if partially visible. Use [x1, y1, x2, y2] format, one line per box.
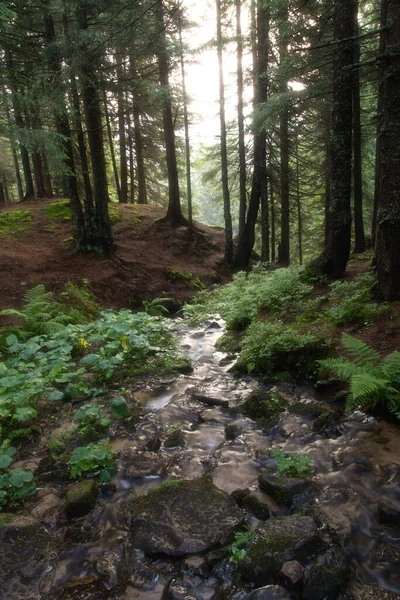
[0, 1, 400, 600]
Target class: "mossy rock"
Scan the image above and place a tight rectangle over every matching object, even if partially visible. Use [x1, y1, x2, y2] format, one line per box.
[215, 331, 243, 353]
[376, 501, 400, 526]
[164, 429, 186, 448]
[238, 391, 286, 423]
[239, 515, 322, 586]
[303, 546, 349, 600]
[225, 424, 243, 440]
[288, 402, 327, 420]
[231, 489, 270, 521]
[258, 473, 312, 506]
[130, 478, 243, 556]
[312, 410, 340, 433]
[64, 480, 99, 519]
[48, 438, 67, 458]
[343, 585, 400, 600]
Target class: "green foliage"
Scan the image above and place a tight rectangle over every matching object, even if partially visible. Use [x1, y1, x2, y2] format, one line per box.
[110, 397, 129, 419]
[326, 272, 389, 326]
[43, 200, 71, 222]
[318, 334, 400, 418]
[185, 268, 312, 330]
[0, 210, 32, 238]
[108, 204, 122, 223]
[166, 269, 205, 290]
[0, 441, 36, 510]
[239, 321, 330, 378]
[75, 402, 111, 441]
[229, 529, 254, 563]
[142, 297, 172, 317]
[68, 441, 116, 482]
[59, 281, 101, 322]
[270, 449, 312, 477]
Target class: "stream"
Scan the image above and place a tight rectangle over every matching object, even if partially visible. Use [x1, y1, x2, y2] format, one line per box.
[3, 318, 400, 600]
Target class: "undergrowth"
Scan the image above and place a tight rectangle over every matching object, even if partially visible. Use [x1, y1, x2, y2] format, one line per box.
[0, 210, 32, 238]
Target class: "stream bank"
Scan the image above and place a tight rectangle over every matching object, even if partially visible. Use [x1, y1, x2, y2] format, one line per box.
[1, 318, 400, 600]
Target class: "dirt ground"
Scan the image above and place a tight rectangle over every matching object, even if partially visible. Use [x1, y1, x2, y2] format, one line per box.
[0, 200, 230, 312]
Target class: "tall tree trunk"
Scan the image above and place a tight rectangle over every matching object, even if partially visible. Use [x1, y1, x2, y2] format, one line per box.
[376, 0, 400, 300]
[126, 109, 135, 203]
[156, 0, 187, 225]
[116, 56, 128, 203]
[323, 106, 331, 247]
[13, 148, 24, 202]
[179, 10, 193, 231]
[270, 165, 276, 262]
[43, 6, 86, 246]
[69, 75, 94, 215]
[41, 152, 53, 198]
[278, 1, 290, 266]
[314, 0, 353, 276]
[296, 136, 303, 265]
[133, 104, 147, 204]
[0, 180, 5, 207]
[352, 0, 365, 253]
[216, 0, 233, 263]
[236, 0, 246, 243]
[32, 152, 46, 198]
[103, 89, 121, 202]
[234, 0, 269, 268]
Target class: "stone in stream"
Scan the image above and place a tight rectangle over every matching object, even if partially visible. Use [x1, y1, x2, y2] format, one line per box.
[377, 500, 400, 526]
[231, 488, 270, 520]
[165, 574, 219, 599]
[64, 480, 99, 519]
[164, 428, 186, 448]
[242, 585, 291, 599]
[258, 472, 313, 506]
[130, 479, 243, 556]
[339, 585, 400, 600]
[303, 546, 350, 600]
[238, 391, 287, 425]
[239, 515, 323, 585]
[119, 449, 170, 478]
[145, 436, 162, 452]
[278, 560, 305, 589]
[225, 423, 243, 440]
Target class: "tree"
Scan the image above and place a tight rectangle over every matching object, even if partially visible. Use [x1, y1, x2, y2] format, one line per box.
[375, 0, 400, 300]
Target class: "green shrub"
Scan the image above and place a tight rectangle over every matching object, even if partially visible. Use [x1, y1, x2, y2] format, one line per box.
[68, 440, 116, 482]
[238, 321, 330, 378]
[0, 441, 36, 510]
[229, 529, 254, 563]
[270, 449, 312, 477]
[59, 281, 101, 322]
[318, 333, 400, 418]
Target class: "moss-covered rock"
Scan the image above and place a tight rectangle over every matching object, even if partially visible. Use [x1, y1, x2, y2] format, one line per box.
[119, 449, 170, 478]
[224, 424, 243, 440]
[231, 489, 270, 521]
[303, 546, 349, 600]
[215, 331, 243, 353]
[288, 402, 327, 419]
[376, 501, 400, 526]
[64, 480, 99, 519]
[239, 515, 322, 585]
[258, 473, 312, 506]
[164, 429, 186, 448]
[313, 410, 340, 433]
[342, 585, 400, 600]
[130, 478, 243, 556]
[237, 391, 286, 425]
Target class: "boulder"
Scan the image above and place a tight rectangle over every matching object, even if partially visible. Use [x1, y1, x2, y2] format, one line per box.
[258, 473, 312, 506]
[64, 480, 98, 519]
[377, 501, 400, 526]
[303, 546, 349, 600]
[239, 515, 322, 585]
[131, 479, 243, 556]
[119, 449, 169, 478]
[225, 424, 243, 440]
[278, 560, 305, 589]
[231, 489, 270, 521]
[242, 585, 291, 600]
[340, 585, 400, 600]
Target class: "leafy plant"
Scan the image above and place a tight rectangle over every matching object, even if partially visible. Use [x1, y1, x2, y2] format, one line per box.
[68, 440, 116, 482]
[229, 529, 254, 563]
[166, 269, 205, 290]
[270, 449, 312, 477]
[142, 297, 172, 317]
[0, 441, 36, 510]
[318, 333, 400, 418]
[75, 402, 111, 441]
[110, 397, 129, 419]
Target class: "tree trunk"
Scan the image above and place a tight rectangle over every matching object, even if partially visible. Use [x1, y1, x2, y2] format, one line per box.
[41, 152, 54, 198]
[296, 136, 303, 265]
[116, 56, 128, 204]
[375, 0, 400, 300]
[179, 10, 193, 231]
[278, 1, 290, 267]
[236, 0, 247, 243]
[234, 0, 269, 268]
[32, 152, 46, 198]
[103, 88, 121, 202]
[156, 0, 187, 226]
[323, 106, 331, 247]
[0, 180, 5, 207]
[216, 0, 233, 262]
[270, 165, 276, 262]
[133, 104, 147, 204]
[13, 148, 24, 202]
[126, 109, 135, 203]
[352, 0, 365, 254]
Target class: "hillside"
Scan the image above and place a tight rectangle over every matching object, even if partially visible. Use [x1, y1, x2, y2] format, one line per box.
[0, 200, 229, 312]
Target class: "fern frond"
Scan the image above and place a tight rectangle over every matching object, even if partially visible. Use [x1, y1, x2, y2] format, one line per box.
[318, 357, 358, 381]
[342, 333, 380, 367]
[381, 351, 400, 382]
[349, 373, 390, 406]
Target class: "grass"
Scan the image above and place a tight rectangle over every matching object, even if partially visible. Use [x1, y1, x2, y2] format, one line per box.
[0, 210, 32, 238]
[43, 200, 71, 222]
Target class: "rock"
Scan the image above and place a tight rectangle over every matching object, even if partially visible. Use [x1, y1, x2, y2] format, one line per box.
[165, 575, 218, 600]
[0, 515, 42, 542]
[288, 402, 326, 419]
[145, 437, 162, 452]
[225, 424, 243, 440]
[36, 455, 70, 483]
[242, 585, 291, 600]
[239, 391, 286, 424]
[119, 450, 169, 478]
[341, 585, 400, 600]
[231, 489, 270, 521]
[130, 478, 243, 556]
[377, 501, 400, 526]
[278, 560, 305, 589]
[258, 473, 312, 506]
[239, 515, 322, 585]
[313, 410, 340, 433]
[164, 429, 186, 448]
[303, 546, 349, 600]
[64, 480, 99, 519]
[315, 380, 340, 393]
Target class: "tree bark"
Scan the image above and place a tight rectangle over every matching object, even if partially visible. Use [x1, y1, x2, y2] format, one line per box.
[103, 88, 121, 203]
[278, 1, 290, 267]
[270, 164, 276, 262]
[116, 56, 128, 203]
[179, 10, 193, 232]
[216, 0, 233, 263]
[32, 152, 46, 198]
[0, 180, 5, 207]
[375, 0, 400, 300]
[156, 0, 187, 226]
[236, 0, 247, 243]
[352, 0, 365, 254]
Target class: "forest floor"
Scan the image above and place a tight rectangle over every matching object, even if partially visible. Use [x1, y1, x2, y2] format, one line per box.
[0, 199, 230, 312]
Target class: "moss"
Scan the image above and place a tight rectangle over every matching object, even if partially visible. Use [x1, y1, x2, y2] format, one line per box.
[164, 429, 185, 448]
[238, 391, 286, 423]
[312, 410, 339, 432]
[288, 402, 327, 419]
[48, 438, 67, 458]
[215, 331, 243, 353]
[0, 513, 14, 525]
[0, 210, 32, 238]
[43, 200, 71, 222]
[64, 480, 99, 519]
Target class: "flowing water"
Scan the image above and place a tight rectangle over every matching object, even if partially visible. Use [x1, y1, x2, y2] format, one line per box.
[32, 319, 400, 598]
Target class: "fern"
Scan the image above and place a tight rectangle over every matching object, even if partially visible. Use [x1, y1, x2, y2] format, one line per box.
[318, 334, 400, 419]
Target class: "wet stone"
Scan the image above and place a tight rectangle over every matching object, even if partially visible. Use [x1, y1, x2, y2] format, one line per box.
[225, 423, 243, 440]
[165, 574, 219, 600]
[303, 546, 349, 600]
[278, 560, 305, 589]
[313, 410, 340, 433]
[231, 489, 270, 521]
[340, 585, 400, 600]
[258, 472, 313, 506]
[130, 478, 243, 557]
[145, 437, 162, 452]
[242, 585, 291, 600]
[164, 429, 186, 448]
[120, 449, 170, 478]
[64, 480, 99, 519]
[239, 515, 321, 586]
[377, 501, 400, 526]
